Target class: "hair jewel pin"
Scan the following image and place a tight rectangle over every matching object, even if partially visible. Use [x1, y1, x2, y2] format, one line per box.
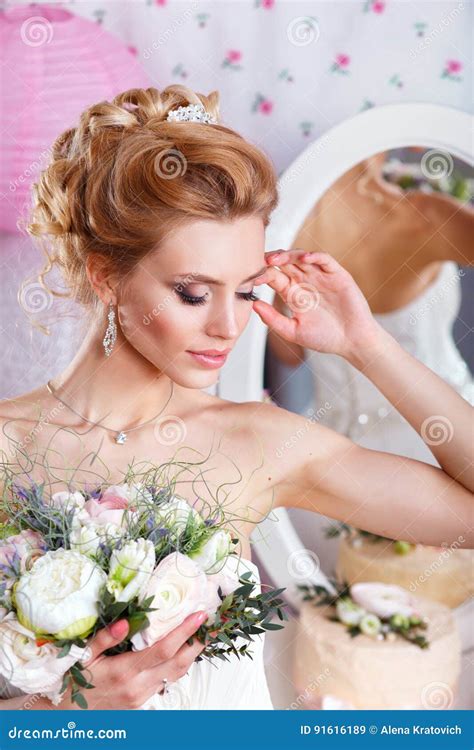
[166, 103, 217, 125]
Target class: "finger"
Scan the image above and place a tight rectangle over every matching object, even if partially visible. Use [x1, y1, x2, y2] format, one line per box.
[80, 619, 129, 668]
[145, 610, 208, 668]
[264, 248, 309, 266]
[253, 266, 294, 298]
[252, 298, 297, 340]
[297, 251, 340, 272]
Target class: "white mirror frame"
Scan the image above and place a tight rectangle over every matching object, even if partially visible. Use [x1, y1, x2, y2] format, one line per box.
[217, 102, 473, 609]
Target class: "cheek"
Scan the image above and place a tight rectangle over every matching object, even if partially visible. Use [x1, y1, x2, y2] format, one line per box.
[119, 292, 193, 356]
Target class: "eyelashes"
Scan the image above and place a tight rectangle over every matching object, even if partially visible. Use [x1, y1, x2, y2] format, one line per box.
[176, 290, 259, 306]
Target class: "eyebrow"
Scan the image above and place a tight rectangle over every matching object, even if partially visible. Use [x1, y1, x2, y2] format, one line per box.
[173, 266, 267, 286]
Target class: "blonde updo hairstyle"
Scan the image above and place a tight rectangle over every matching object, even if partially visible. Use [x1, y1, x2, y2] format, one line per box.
[22, 84, 279, 331]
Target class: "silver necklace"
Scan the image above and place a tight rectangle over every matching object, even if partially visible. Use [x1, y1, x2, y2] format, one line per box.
[46, 379, 174, 445]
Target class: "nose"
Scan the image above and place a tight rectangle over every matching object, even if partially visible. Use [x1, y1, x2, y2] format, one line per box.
[206, 298, 240, 340]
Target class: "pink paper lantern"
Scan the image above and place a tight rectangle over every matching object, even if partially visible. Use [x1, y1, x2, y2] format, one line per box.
[0, 3, 152, 233]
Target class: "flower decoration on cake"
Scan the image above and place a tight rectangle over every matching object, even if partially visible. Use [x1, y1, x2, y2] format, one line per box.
[298, 579, 430, 649]
[325, 521, 416, 555]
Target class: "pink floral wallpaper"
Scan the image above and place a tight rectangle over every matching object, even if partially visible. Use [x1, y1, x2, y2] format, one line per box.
[6, 0, 467, 176]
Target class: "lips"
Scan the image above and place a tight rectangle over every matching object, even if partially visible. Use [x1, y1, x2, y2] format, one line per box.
[187, 348, 231, 356]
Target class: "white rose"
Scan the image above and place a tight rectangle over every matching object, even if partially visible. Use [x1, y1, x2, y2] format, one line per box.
[351, 582, 416, 619]
[69, 524, 101, 558]
[359, 613, 382, 637]
[46, 490, 85, 511]
[0, 610, 87, 704]
[189, 530, 234, 573]
[107, 539, 155, 602]
[14, 549, 107, 639]
[336, 598, 366, 626]
[131, 552, 210, 650]
[154, 497, 204, 538]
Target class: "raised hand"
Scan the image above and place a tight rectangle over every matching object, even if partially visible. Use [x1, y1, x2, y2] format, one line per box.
[252, 249, 381, 363]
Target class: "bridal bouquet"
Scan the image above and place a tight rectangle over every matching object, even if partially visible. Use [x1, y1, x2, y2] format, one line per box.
[0, 480, 287, 708]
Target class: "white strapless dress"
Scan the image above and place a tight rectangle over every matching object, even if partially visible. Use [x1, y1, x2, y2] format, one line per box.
[0, 557, 274, 710]
[305, 261, 473, 465]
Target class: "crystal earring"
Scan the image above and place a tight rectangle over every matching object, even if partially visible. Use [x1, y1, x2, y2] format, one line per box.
[103, 301, 117, 357]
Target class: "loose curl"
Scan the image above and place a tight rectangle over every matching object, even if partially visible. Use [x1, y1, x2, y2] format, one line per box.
[19, 84, 279, 332]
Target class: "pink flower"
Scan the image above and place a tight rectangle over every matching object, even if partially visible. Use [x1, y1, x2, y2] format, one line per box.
[259, 99, 273, 114]
[372, 1, 385, 13]
[227, 49, 242, 63]
[0, 530, 46, 586]
[335, 53, 350, 68]
[155, 0, 167, 5]
[84, 496, 129, 528]
[446, 59, 462, 74]
[262, 0, 275, 8]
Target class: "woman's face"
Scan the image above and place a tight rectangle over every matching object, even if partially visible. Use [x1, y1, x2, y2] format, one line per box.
[118, 215, 267, 388]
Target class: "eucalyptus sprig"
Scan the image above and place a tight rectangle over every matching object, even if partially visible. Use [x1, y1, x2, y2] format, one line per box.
[193, 571, 288, 663]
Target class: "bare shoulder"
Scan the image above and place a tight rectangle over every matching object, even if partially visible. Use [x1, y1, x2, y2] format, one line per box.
[227, 398, 353, 504]
[0, 386, 52, 452]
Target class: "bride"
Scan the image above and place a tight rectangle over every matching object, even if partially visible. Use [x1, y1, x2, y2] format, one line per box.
[0, 85, 472, 711]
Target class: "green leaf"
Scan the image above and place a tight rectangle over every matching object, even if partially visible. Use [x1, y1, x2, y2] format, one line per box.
[56, 643, 72, 659]
[260, 622, 284, 630]
[71, 690, 88, 710]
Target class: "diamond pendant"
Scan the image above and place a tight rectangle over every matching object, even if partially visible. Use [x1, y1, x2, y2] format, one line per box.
[115, 431, 127, 445]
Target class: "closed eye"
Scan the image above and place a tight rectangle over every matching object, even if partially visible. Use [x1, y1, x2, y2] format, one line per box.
[176, 290, 259, 306]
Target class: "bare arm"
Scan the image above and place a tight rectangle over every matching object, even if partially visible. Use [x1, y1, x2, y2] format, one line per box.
[251, 400, 473, 548]
[250, 249, 473, 547]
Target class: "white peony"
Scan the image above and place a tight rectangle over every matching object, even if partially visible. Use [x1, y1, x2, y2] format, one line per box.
[14, 548, 107, 639]
[107, 539, 155, 602]
[131, 552, 212, 650]
[189, 530, 235, 574]
[0, 610, 87, 705]
[350, 582, 416, 619]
